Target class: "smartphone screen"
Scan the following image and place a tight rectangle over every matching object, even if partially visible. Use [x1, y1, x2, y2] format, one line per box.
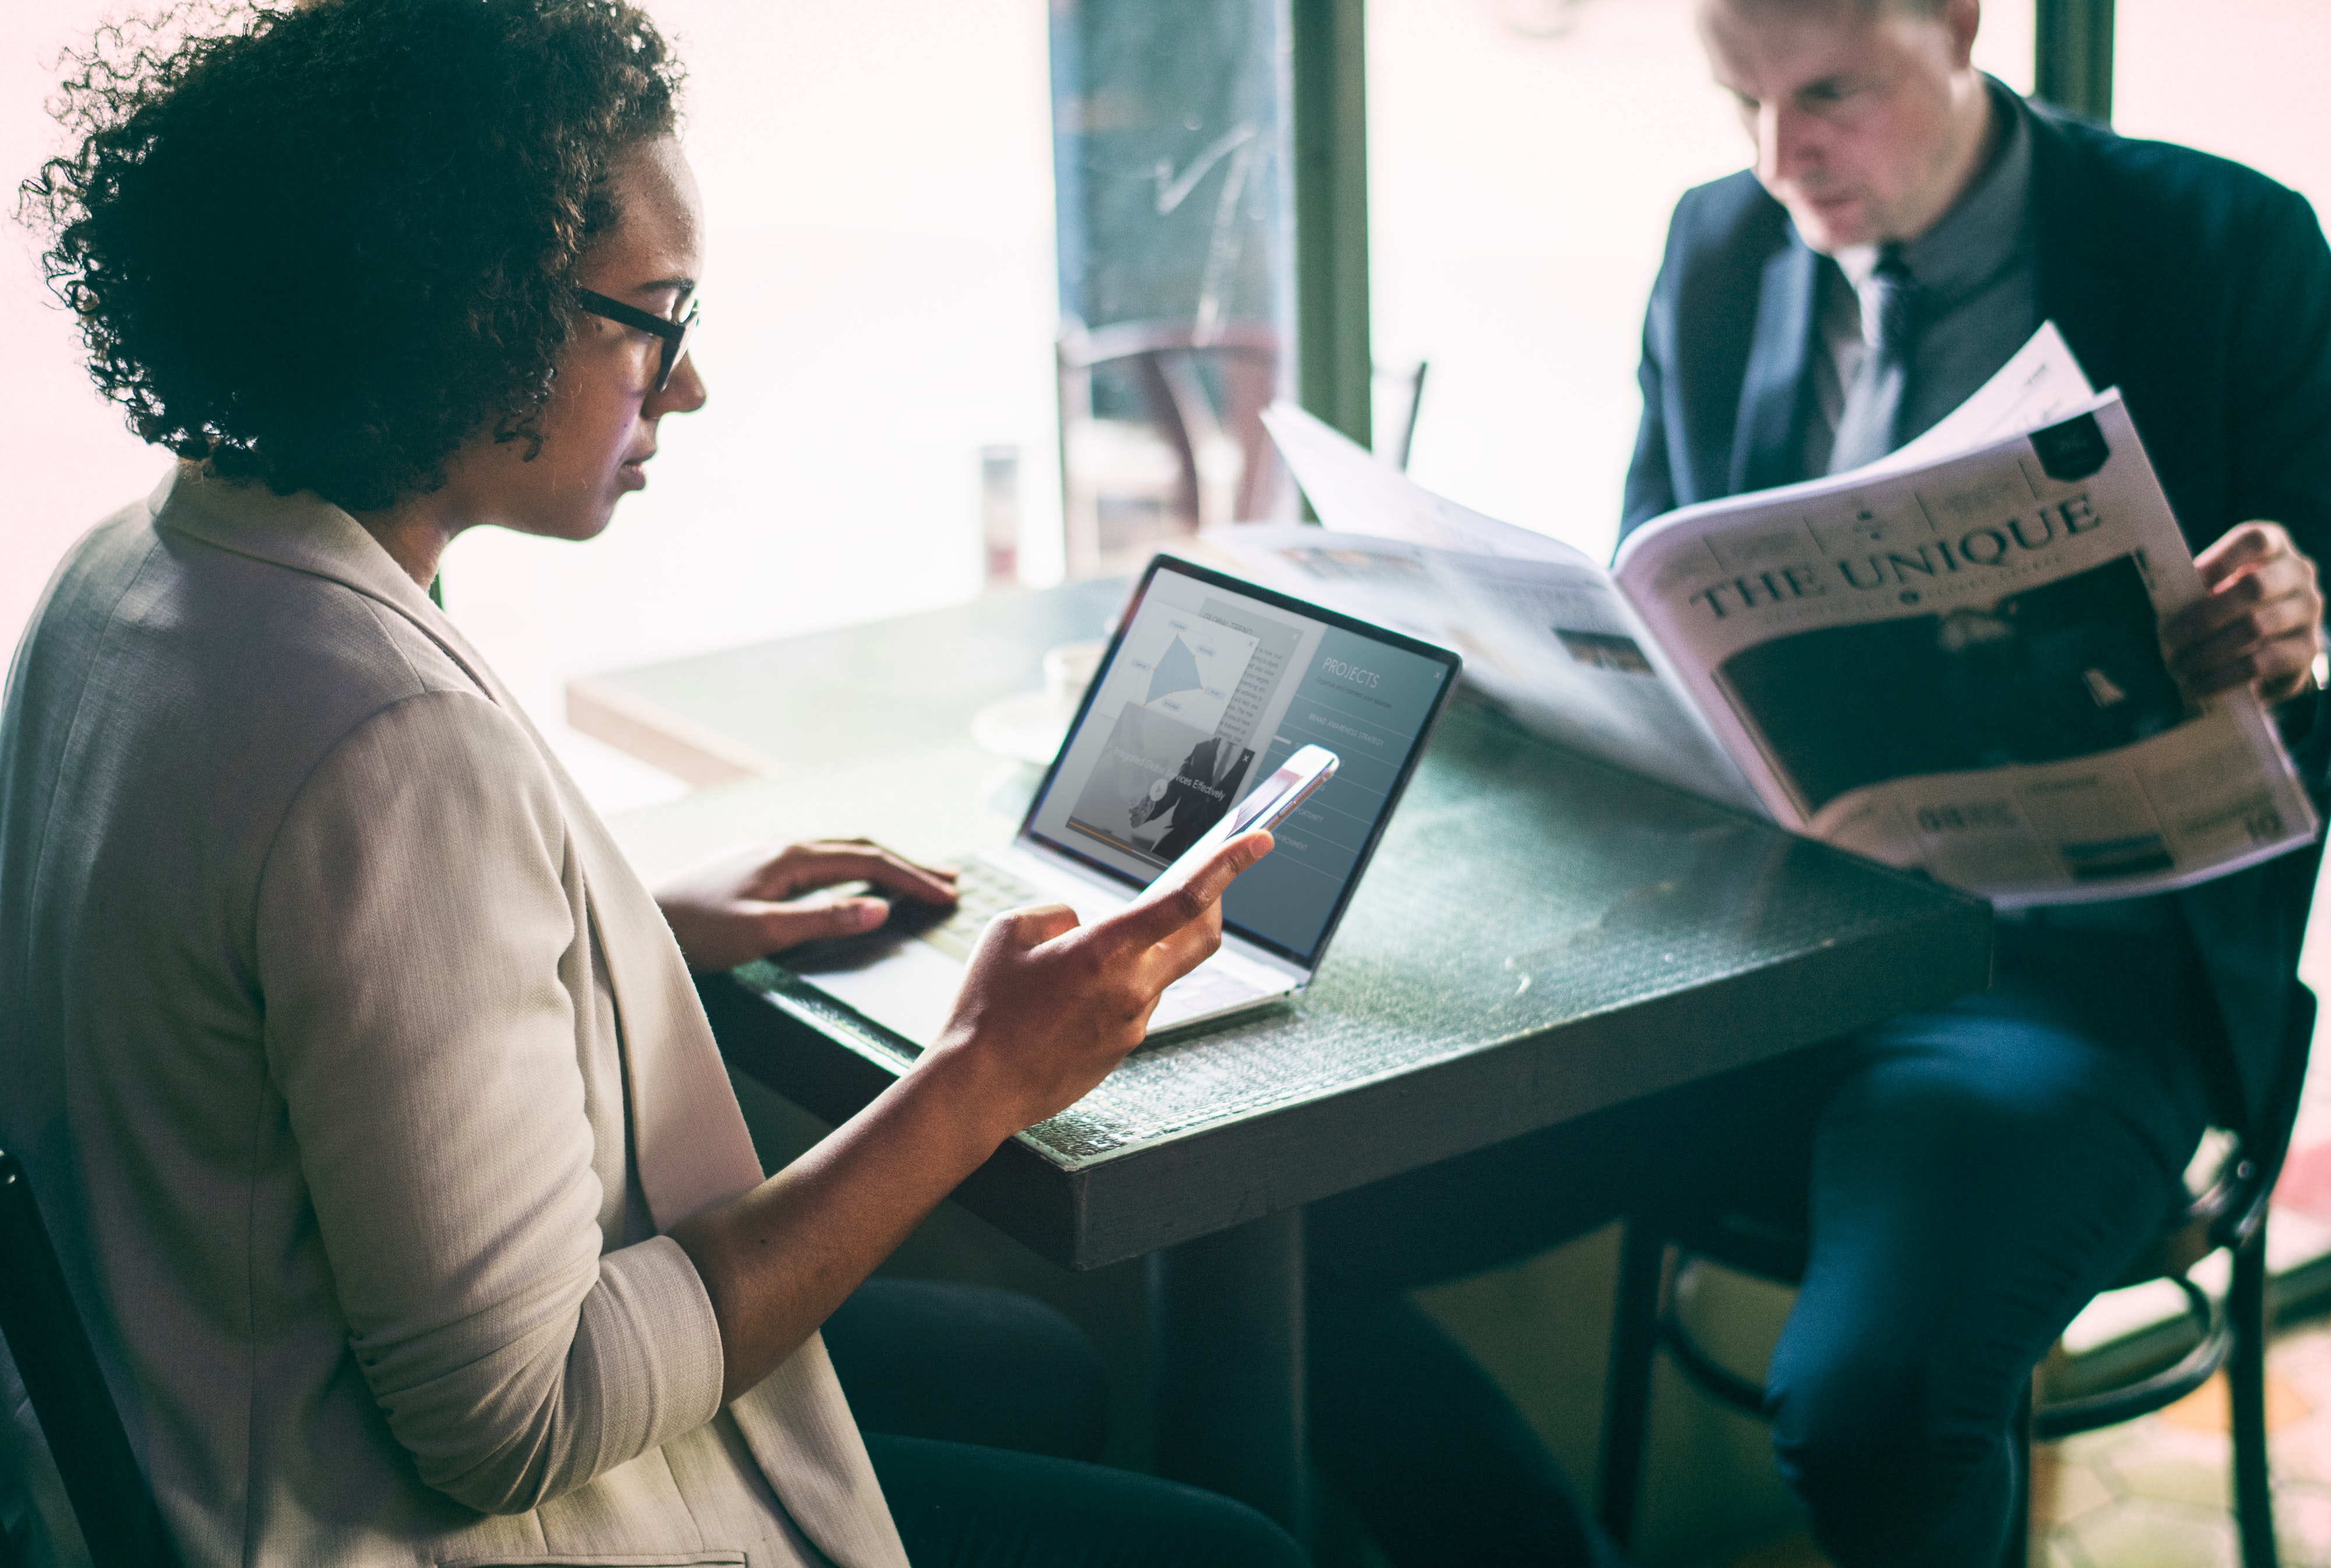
[1143, 745, 1339, 904]
[1227, 748, 1337, 838]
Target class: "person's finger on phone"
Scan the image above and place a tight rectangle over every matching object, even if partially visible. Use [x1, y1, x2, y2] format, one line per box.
[1105, 830, 1273, 991]
[1111, 831, 1274, 949]
[925, 831, 1274, 1135]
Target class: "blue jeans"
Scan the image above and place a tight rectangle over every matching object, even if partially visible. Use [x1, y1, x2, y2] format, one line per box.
[1309, 900, 2220, 1567]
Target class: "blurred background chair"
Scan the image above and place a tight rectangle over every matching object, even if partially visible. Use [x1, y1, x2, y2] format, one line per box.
[1373, 358, 1429, 474]
[1058, 319, 1287, 577]
[1055, 320, 1435, 580]
[0, 1147, 177, 1567]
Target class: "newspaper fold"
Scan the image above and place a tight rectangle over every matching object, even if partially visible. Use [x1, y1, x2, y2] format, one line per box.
[1212, 324, 2316, 904]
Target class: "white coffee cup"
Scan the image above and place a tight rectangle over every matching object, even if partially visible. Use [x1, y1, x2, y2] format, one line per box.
[1041, 639, 1107, 720]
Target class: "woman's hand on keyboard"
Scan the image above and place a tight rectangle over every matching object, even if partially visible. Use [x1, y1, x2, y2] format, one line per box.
[925, 830, 1274, 1137]
[654, 837, 960, 972]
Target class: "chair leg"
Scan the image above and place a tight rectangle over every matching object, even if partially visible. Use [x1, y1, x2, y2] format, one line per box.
[1597, 1221, 1667, 1548]
[2002, 1375, 2034, 1568]
[2230, 1225, 2279, 1568]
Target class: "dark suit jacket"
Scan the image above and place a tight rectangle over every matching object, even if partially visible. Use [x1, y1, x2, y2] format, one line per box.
[1621, 92, 2331, 1161]
[1140, 737, 1254, 860]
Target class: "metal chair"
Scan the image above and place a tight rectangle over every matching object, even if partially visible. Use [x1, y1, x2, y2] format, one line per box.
[0, 1147, 177, 1567]
[1372, 358, 1429, 473]
[1057, 318, 1286, 576]
[1595, 1012, 2311, 1568]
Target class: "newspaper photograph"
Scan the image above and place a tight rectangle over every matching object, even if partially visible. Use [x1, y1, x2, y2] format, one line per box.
[1614, 392, 2316, 903]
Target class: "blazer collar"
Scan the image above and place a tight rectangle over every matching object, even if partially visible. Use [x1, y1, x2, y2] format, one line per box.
[149, 464, 512, 708]
[1729, 234, 1822, 495]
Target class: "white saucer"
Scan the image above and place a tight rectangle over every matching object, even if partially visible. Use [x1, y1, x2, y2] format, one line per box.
[970, 690, 1071, 765]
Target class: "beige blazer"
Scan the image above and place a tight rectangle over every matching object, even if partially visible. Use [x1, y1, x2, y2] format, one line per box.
[0, 468, 908, 1568]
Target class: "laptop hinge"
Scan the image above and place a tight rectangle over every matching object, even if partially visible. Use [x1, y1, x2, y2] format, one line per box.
[998, 840, 1312, 988]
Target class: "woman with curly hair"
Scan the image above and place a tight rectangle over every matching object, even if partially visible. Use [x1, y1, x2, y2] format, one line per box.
[0, 3, 1308, 1565]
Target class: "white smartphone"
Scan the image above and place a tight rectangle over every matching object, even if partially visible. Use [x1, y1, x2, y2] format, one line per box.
[1143, 744, 1340, 901]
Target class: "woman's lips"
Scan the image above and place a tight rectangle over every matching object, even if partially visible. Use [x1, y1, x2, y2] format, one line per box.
[617, 452, 653, 491]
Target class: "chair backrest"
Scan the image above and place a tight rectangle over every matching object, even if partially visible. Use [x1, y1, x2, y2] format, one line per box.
[2111, 961, 2319, 1291]
[0, 1149, 176, 1567]
[1057, 317, 1287, 576]
[1371, 358, 1429, 473]
[2195, 957, 2322, 1258]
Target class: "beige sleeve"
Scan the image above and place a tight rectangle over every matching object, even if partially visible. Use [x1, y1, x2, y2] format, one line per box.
[253, 689, 724, 1514]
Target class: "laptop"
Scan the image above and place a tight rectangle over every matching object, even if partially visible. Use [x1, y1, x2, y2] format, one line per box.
[784, 554, 1463, 1043]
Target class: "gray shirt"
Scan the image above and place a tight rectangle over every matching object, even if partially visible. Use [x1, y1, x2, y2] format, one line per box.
[1807, 79, 2041, 476]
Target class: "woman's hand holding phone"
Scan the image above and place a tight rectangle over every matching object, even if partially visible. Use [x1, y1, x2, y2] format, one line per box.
[925, 748, 1334, 1136]
[926, 829, 1275, 1140]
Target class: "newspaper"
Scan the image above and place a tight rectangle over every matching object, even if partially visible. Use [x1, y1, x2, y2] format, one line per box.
[1213, 325, 2317, 904]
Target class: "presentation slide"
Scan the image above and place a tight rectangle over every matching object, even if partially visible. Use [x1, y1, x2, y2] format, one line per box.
[1029, 566, 1451, 962]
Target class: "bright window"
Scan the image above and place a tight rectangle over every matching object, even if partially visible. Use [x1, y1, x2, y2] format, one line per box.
[2114, 0, 2331, 217]
[442, 1, 1061, 808]
[3, 3, 1059, 812]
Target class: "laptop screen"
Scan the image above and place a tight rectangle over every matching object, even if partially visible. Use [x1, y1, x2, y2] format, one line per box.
[1022, 556, 1462, 967]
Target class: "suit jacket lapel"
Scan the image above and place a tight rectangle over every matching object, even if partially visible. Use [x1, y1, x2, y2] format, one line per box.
[561, 808, 768, 1222]
[152, 465, 517, 698]
[1729, 237, 1823, 495]
[2029, 109, 2126, 394]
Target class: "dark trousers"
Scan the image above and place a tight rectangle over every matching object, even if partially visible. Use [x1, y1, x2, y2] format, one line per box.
[824, 1278, 1309, 1568]
[1307, 902, 2221, 1568]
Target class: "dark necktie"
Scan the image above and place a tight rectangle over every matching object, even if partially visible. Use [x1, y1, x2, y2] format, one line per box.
[1827, 245, 1918, 473]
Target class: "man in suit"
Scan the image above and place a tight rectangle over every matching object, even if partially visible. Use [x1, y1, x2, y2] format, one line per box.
[1133, 735, 1257, 859]
[1632, 0, 2331, 1153]
[1304, 2, 2331, 1563]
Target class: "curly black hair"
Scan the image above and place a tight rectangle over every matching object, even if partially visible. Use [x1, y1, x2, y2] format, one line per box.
[20, 0, 682, 512]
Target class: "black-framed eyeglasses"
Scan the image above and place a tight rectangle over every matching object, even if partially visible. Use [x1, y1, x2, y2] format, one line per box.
[575, 287, 700, 393]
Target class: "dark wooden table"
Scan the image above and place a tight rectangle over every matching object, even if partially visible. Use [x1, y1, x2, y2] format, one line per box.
[583, 577, 1993, 1539]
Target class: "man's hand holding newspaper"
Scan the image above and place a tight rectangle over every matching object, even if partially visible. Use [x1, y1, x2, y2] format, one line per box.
[2168, 522, 2326, 702]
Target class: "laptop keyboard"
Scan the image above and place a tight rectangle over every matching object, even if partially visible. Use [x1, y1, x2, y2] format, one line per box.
[902, 857, 1273, 1026]
[910, 859, 1041, 962]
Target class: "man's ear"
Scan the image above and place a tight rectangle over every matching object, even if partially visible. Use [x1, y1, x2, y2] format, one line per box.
[1942, 0, 1982, 69]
